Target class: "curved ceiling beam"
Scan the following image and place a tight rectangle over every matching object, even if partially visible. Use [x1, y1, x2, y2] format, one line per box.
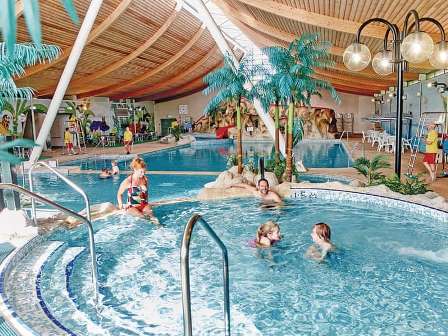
[216, 0, 421, 81]
[112, 46, 218, 99]
[232, 0, 439, 41]
[332, 84, 376, 96]
[63, 8, 180, 96]
[76, 27, 206, 99]
[215, 0, 432, 73]
[21, 0, 133, 79]
[16, 1, 24, 17]
[314, 74, 388, 91]
[315, 69, 392, 88]
[142, 63, 222, 101]
[153, 86, 207, 103]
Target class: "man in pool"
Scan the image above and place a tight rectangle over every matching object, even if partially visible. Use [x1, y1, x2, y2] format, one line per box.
[232, 178, 282, 204]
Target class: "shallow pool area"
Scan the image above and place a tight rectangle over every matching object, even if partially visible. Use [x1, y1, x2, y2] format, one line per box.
[3, 191, 447, 335]
[63, 140, 352, 171]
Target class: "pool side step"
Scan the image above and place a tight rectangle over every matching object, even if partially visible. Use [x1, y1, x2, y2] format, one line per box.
[4, 241, 71, 335]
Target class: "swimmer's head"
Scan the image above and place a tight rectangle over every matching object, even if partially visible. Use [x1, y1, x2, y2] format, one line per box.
[311, 223, 331, 243]
[256, 220, 281, 244]
[257, 178, 269, 194]
[112, 160, 117, 166]
[130, 158, 146, 177]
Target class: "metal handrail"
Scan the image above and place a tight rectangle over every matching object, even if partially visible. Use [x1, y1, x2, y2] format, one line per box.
[28, 161, 92, 225]
[0, 183, 99, 303]
[180, 214, 230, 336]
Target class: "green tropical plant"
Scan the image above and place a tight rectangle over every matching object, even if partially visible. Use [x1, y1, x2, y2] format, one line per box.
[2, 100, 47, 136]
[0, 0, 78, 55]
[353, 155, 391, 186]
[0, 138, 35, 164]
[292, 117, 304, 147]
[64, 101, 77, 116]
[244, 157, 259, 175]
[226, 153, 237, 169]
[263, 33, 339, 182]
[265, 154, 299, 182]
[78, 108, 95, 137]
[384, 174, 429, 195]
[203, 53, 254, 174]
[0, 42, 60, 107]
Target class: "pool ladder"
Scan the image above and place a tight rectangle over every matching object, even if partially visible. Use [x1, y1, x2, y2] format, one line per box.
[0, 183, 99, 304]
[180, 214, 231, 336]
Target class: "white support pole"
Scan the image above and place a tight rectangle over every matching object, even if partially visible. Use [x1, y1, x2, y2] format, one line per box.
[193, 0, 286, 156]
[29, 0, 104, 163]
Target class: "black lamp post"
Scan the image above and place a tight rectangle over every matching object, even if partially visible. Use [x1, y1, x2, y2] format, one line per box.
[343, 10, 448, 177]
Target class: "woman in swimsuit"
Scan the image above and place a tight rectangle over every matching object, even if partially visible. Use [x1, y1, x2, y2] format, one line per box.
[117, 158, 159, 224]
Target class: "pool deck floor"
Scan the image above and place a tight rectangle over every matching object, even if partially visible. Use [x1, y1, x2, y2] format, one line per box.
[37, 138, 448, 199]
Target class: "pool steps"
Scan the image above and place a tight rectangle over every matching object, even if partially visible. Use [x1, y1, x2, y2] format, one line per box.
[4, 241, 67, 335]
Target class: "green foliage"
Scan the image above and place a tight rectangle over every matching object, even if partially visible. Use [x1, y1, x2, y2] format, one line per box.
[384, 174, 429, 195]
[171, 125, 181, 141]
[293, 117, 304, 147]
[244, 157, 258, 175]
[0, 0, 78, 54]
[0, 138, 35, 164]
[203, 53, 253, 114]
[353, 155, 391, 186]
[0, 43, 60, 107]
[265, 155, 299, 182]
[262, 33, 340, 106]
[226, 153, 238, 169]
[2, 100, 47, 136]
[64, 101, 77, 116]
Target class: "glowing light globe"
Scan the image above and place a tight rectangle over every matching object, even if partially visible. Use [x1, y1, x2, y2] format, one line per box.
[429, 41, 448, 69]
[343, 43, 371, 71]
[401, 31, 434, 63]
[372, 50, 393, 75]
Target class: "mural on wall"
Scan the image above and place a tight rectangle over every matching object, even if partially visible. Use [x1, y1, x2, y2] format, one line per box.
[194, 97, 337, 139]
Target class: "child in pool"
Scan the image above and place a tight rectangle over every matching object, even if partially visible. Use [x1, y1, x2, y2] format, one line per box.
[250, 221, 281, 248]
[99, 168, 112, 179]
[306, 222, 335, 261]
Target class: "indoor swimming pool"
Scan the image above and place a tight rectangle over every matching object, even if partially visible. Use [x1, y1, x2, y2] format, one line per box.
[63, 140, 352, 171]
[5, 194, 447, 335]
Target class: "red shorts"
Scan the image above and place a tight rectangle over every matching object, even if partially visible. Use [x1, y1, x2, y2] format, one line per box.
[128, 202, 148, 212]
[423, 153, 436, 164]
[66, 142, 73, 150]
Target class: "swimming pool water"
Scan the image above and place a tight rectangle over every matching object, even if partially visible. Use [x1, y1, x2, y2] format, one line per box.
[37, 197, 448, 335]
[64, 140, 352, 171]
[26, 174, 216, 212]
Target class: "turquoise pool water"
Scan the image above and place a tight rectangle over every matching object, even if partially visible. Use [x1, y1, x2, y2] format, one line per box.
[37, 197, 447, 335]
[64, 140, 352, 171]
[26, 173, 216, 212]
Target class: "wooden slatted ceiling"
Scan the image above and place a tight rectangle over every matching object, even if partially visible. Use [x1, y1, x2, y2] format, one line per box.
[217, 0, 444, 94]
[13, 0, 225, 101]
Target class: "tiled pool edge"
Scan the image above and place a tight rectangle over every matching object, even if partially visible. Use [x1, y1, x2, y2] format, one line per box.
[290, 187, 448, 221]
[0, 235, 44, 336]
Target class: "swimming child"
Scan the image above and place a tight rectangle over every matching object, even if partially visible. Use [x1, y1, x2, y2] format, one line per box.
[111, 160, 119, 175]
[305, 222, 335, 261]
[99, 168, 111, 179]
[250, 220, 281, 248]
[116, 157, 159, 224]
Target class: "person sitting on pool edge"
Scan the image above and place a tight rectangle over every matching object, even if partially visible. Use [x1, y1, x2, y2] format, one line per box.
[231, 178, 282, 203]
[305, 222, 335, 261]
[116, 158, 159, 224]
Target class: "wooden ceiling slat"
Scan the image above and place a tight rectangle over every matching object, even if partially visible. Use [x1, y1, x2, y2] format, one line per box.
[21, 0, 132, 79]
[77, 27, 206, 98]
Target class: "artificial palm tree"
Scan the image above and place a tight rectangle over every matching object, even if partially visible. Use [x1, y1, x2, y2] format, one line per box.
[0, 42, 60, 108]
[263, 33, 340, 181]
[203, 54, 253, 174]
[2, 100, 47, 137]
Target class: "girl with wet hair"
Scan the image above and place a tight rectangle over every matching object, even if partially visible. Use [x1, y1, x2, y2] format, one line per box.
[306, 222, 335, 261]
[251, 220, 281, 248]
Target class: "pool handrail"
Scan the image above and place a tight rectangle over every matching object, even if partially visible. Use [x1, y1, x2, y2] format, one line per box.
[28, 161, 92, 225]
[180, 214, 230, 336]
[0, 183, 99, 303]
